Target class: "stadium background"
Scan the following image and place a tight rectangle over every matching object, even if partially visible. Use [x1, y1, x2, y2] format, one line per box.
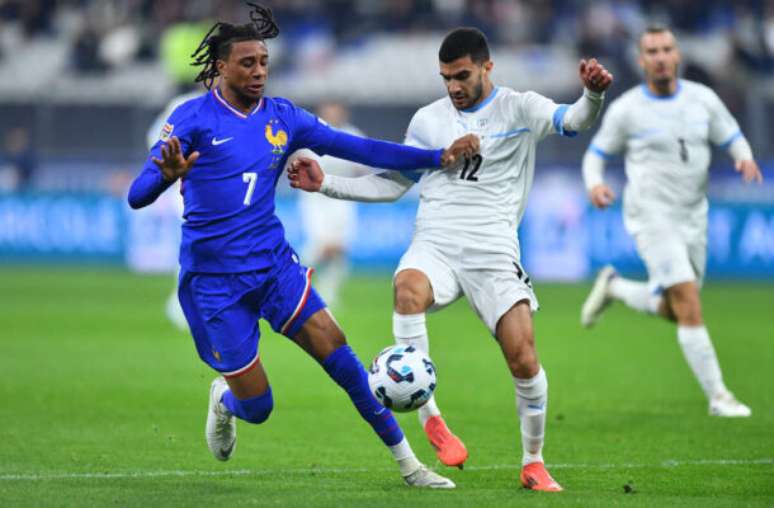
[1, 2, 773, 506]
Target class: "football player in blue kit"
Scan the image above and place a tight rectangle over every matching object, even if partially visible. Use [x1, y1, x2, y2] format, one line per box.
[127, 4, 478, 488]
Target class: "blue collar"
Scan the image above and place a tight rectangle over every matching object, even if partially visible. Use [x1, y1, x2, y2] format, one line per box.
[641, 80, 682, 101]
[461, 87, 499, 113]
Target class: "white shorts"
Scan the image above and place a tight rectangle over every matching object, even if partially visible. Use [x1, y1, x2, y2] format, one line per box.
[634, 230, 706, 292]
[394, 239, 538, 336]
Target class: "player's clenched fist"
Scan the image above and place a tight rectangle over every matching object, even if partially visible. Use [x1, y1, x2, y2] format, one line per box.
[579, 58, 613, 94]
[288, 156, 324, 192]
[589, 183, 616, 209]
[441, 134, 480, 167]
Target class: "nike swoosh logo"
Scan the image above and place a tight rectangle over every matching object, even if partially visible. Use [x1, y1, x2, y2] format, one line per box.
[212, 137, 234, 146]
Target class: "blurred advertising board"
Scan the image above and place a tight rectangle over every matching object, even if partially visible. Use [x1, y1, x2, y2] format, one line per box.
[1, 165, 772, 280]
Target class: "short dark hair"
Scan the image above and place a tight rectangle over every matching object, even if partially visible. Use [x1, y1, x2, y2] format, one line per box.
[639, 24, 674, 48]
[439, 27, 490, 64]
[191, 3, 280, 89]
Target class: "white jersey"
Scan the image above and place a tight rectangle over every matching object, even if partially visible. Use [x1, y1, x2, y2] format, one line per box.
[590, 80, 741, 238]
[405, 86, 571, 265]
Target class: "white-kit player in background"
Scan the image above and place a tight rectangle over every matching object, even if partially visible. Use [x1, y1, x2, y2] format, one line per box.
[145, 89, 202, 331]
[297, 102, 369, 308]
[289, 27, 613, 491]
[580, 26, 763, 417]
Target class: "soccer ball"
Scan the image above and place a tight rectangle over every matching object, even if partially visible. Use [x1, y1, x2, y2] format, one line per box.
[367, 345, 436, 413]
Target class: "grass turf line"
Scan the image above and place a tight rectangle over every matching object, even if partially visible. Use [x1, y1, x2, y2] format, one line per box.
[0, 268, 772, 507]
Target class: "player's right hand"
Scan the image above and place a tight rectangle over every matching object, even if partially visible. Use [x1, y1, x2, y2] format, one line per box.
[441, 134, 480, 167]
[152, 136, 199, 182]
[589, 184, 615, 209]
[288, 156, 324, 192]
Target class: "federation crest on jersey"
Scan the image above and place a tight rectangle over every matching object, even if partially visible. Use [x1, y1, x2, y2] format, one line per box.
[265, 119, 288, 155]
[265, 119, 288, 169]
[159, 122, 174, 142]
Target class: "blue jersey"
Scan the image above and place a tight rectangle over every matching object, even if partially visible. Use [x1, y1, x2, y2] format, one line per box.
[129, 89, 443, 273]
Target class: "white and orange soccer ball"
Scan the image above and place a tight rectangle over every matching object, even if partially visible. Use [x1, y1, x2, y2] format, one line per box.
[367, 345, 437, 413]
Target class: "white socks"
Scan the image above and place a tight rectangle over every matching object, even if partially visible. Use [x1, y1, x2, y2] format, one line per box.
[609, 276, 661, 314]
[514, 367, 548, 466]
[677, 325, 728, 400]
[393, 312, 441, 426]
[389, 437, 420, 476]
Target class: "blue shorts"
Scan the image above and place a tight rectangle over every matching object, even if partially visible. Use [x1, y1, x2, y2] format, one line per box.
[178, 247, 326, 377]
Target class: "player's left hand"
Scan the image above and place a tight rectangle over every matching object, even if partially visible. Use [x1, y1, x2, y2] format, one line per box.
[735, 159, 763, 184]
[579, 58, 613, 94]
[288, 156, 324, 192]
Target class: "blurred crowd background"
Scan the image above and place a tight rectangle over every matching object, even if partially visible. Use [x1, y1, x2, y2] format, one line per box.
[0, 1, 772, 280]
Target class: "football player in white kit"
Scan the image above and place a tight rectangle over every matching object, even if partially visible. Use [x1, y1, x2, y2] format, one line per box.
[298, 102, 368, 308]
[580, 26, 762, 417]
[289, 27, 613, 491]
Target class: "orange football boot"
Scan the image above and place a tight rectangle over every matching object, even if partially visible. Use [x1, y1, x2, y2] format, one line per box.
[423, 415, 468, 468]
[520, 462, 563, 492]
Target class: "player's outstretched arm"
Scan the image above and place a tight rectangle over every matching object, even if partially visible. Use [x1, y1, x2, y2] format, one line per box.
[128, 136, 199, 209]
[310, 124, 479, 171]
[288, 156, 413, 203]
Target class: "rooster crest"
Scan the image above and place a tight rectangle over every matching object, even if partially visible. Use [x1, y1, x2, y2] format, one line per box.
[265, 120, 288, 155]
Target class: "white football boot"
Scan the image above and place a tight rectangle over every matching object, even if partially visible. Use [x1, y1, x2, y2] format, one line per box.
[403, 464, 456, 489]
[709, 391, 752, 417]
[581, 265, 617, 328]
[206, 377, 237, 460]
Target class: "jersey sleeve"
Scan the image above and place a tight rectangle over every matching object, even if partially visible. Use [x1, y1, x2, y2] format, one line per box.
[587, 99, 627, 160]
[129, 104, 198, 209]
[705, 88, 743, 148]
[288, 102, 442, 170]
[397, 110, 434, 183]
[517, 91, 576, 141]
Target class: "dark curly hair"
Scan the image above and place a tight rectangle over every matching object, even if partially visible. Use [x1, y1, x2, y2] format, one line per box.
[191, 3, 280, 90]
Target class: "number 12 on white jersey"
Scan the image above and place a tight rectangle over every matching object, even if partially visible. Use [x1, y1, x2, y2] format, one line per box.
[242, 172, 257, 205]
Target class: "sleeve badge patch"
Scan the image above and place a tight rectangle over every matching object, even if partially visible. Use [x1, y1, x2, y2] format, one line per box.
[160, 123, 174, 142]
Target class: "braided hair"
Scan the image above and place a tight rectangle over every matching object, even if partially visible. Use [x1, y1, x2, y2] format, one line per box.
[191, 3, 280, 90]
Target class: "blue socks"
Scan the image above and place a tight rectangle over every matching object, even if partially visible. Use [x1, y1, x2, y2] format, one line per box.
[222, 387, 273, 424]
[323, 345, 404, 446]
[218, 345, 404, 449]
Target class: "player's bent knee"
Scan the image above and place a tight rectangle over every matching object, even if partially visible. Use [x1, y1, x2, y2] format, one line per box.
[394, 273, 432, 313]
[231, 389, 274, 425]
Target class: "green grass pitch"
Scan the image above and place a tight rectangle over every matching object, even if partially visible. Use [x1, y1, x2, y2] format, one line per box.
[1, 268, 772, 507]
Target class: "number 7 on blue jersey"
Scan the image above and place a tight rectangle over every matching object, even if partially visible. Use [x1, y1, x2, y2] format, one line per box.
[242, 172, 257, 205]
